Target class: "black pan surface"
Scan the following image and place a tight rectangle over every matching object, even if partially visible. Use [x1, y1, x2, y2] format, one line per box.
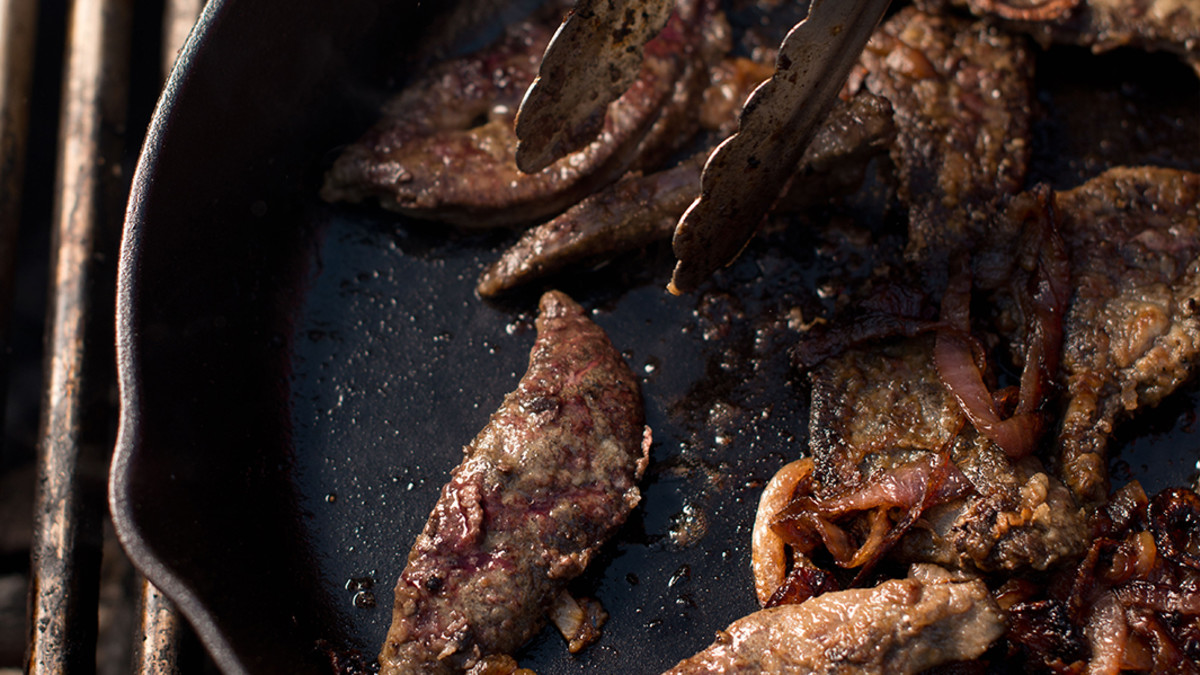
[112, 1, 1200, 673]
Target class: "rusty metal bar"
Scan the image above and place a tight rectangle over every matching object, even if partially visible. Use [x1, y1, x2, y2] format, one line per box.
[26, 0, 133, 670]
[161, 0, 203, 78]
[133, 581, 184, 675]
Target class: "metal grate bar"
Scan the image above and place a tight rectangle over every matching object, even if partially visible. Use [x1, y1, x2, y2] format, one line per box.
[133, 581, 185, 675]
[26, 0, 133, 671]
[161, 0, 204, 78]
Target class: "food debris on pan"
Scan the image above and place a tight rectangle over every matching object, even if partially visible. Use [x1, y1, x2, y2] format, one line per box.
[311, 0, 1200, 672]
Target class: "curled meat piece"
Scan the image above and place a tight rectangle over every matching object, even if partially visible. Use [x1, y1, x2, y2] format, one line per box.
[477, 91, 895, 297]
[477, 153, 706, 298]
[791, 278, 940, 371]
[323, 1, 718, 228]
[662, 565, 1005, 674]
[847, 6, 1035, 276]
[378, 291, 650, 674]
[1048, 167, 1200, 504]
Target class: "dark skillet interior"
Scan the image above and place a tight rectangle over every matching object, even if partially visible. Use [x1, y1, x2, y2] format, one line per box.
[113, 1, 1200, 673]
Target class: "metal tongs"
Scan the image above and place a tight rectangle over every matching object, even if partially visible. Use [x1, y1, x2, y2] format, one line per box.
[515, 0, 893, 293]
[515, 0, 678, 173]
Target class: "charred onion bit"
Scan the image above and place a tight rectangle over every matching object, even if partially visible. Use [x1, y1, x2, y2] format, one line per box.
[765, 560, 841, 609]
[378, 291, 649, 674]
[548, 591, 608, 654]
[668, 0, 893, 294]
[1004, 599, 1089, 666]
[1004, 483, 1200, 672]
[1148, 488, 1200, 571]
[514, 0, 676, 173]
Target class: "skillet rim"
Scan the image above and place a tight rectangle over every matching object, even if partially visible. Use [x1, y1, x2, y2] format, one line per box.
[109, 1, 251, 673]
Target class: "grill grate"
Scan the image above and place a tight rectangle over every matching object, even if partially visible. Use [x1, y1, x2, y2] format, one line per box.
[1, 1, 206, 672]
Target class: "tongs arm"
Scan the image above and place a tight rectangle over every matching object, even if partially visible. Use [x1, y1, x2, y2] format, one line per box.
[669, 0, 892, 293]
[514, 0, 676, 173]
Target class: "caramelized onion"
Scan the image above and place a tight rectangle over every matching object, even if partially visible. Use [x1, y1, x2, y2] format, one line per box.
[752, 459, 816, 606]
[935, 259, 1038, 458]
[1013, 486, 1200, 671]
[935, 189, 1067, 460]
[1149, 488, 1200, 571]
[1123, 609, 1197, 675]
[771, 454, 972, 574]
[765, 560, 840, 608]
[935, 326, 1042, 459]
[1085, 592, 1129, 675]
[817, 452, 973, 517]
[1015, 187, 1070, 418]
[772, 502, 861, 567]
[1099, 480, 1150, 536]
[1100, 531, 1157, 586]
[1115, 581, 1200, 616]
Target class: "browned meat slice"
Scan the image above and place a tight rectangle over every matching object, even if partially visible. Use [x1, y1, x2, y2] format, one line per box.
[938, 0, 1200, 66]
[476, 91, 895, 297]
[801, 335, 1087, 574]
[662, 564, 1004, 674]
[1045, 167, 1200, 504]
[477, 153, 705, 298]
[322, 1, 721, 228]
[808, 337, 964, 490]
[847, 6, 1034, 274]
[378, 291, 650, 674]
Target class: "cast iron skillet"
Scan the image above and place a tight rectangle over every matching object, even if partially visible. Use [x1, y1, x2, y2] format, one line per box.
[113, 0, 1200, 673]
[114, 1, 798, 672]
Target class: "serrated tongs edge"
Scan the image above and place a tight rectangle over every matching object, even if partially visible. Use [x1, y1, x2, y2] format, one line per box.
[669, 0, 892, 294]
